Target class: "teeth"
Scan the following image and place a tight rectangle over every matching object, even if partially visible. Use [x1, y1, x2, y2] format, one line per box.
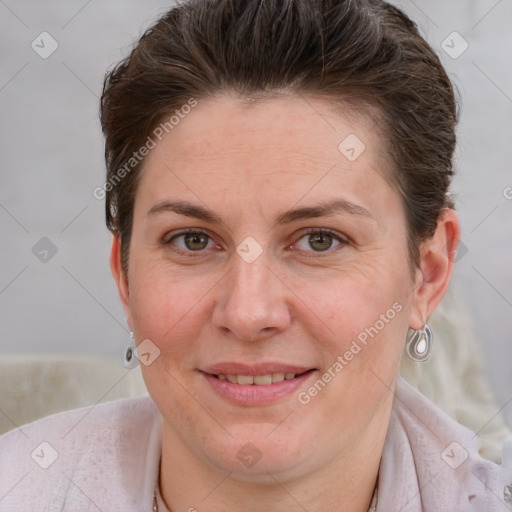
[237, 375, 254, 385]
[216, 372, 296, 385]
[254, 374, 272, 385]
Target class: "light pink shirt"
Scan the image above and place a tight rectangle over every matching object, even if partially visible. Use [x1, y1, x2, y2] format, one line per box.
[0, 377, 511, 511]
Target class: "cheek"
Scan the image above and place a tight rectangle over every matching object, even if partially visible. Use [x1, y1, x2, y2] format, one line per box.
[285, 262, 411, 409]
[291, 268, 409, 424]
[127, 260, 218, 364]
[127, 263, 218, 421]
[288, 256, 409, 341]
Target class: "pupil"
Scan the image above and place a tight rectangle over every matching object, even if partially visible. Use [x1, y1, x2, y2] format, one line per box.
[309, 233, 332, 251]
[185, 233, 208, 251]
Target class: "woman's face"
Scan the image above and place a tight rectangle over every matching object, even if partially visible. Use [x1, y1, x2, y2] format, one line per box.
[113, 94, 439, 481]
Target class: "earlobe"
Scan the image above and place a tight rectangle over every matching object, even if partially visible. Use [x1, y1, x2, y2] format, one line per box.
[110, 235, 132, 324]
[409, 209, 461, 330]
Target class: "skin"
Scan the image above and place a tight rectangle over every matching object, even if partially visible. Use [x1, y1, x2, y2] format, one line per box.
[111, 93, 460, 512]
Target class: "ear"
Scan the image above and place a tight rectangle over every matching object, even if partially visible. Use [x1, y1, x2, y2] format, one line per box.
[409, 208, 461, 329]
[110, 235, 133, 329]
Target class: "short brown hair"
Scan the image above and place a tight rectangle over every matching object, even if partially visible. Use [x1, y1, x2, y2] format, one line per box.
[100, 0, 458, 273]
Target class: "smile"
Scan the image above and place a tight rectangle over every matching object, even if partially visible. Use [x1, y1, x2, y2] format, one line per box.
[201, 367, 316, 405]
[213, 372, 302, 385]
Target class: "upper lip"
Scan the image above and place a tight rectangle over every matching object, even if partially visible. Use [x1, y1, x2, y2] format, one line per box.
[202, 362, 314, 376]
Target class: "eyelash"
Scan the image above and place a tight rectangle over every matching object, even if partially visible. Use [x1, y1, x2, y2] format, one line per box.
[291, 228, 349, 257]
[163, 228, 220, 258]
[163, 228, 349, 258]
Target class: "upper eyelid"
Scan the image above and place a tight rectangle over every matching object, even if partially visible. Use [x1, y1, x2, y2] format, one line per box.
[165, 227, 348, 251]
[164, 230, 219, 256]
[293, 228, 348, 242]
[164, 228, 216, 242]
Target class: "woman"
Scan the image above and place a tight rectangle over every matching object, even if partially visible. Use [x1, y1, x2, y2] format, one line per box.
[1, 0, 511, 510]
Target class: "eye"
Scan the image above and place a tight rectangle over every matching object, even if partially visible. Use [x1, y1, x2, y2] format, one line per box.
[165, 230, 217, 253]
[293, 229, 347, 253]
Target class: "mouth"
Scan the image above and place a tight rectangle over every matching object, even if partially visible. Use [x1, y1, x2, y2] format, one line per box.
[200, 366, 317, 405]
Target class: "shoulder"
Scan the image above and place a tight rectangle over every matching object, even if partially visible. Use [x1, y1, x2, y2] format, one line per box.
[380, 377, 512, 511]
[0, 394, 159, 454]
[0, 396, 161, 512]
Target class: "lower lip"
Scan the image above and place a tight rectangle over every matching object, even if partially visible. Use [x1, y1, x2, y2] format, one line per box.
[202, 371, 315, 406]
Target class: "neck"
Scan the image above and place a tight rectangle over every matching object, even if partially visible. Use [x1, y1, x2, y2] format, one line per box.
[158, 419, 385, 512]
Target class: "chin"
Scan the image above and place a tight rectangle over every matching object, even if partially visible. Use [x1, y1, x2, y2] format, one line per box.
[204, 432, 312, 483]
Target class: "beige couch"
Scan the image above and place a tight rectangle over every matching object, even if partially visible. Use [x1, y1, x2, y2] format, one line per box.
[0, 355, 147, 437]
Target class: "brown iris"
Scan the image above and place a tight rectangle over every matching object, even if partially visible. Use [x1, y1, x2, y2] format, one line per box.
[308, 233, 334, 251]
[184, 232, 209, 251]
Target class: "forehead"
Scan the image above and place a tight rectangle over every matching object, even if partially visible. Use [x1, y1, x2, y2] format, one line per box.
[156, 93, 387, 160]
[135, 93, 398, 218]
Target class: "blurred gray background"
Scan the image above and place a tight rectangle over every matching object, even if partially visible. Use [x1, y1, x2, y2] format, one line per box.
[0, 1, 511, 422]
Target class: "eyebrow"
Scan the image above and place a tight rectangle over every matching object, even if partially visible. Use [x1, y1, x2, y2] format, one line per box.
[146, 198, 373, 227]
[147, 200, 222, 223]
[274, 198, 373, 225]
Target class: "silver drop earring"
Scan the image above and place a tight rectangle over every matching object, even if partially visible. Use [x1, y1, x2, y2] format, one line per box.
[123, 331, 139, 369]
[406, 324, 432, 362]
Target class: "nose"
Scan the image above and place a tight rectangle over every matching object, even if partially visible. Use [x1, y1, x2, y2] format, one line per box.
[212, 252, 292, 342]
